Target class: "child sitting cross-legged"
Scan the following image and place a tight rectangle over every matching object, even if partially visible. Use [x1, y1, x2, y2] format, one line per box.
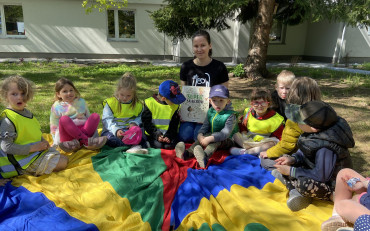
[175, 85, 238, 168]
[230, 89, 284, 155]
[273, 101, 355, 212]
[142, 80, 186, 149]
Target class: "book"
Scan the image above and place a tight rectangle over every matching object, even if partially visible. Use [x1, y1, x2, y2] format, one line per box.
[179, 86, 210, 123]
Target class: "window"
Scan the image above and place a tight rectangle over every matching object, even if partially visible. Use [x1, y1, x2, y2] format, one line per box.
[269, 19, 285, 44]
[108, 9, 136, 40]
[0, 4, 25, 37]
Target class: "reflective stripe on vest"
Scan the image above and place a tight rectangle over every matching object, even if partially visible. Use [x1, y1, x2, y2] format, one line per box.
[103, 97, 143, 127]
[0, 109, 44, 178]
[144, 97, 179, 135]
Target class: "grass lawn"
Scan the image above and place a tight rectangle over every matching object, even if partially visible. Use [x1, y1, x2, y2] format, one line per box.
[0, 62, 369, 175]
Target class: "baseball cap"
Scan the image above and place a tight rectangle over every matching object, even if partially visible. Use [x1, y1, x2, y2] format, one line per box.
[285, 101, 338, 129]
[122, 126, 142, 145]
[159, 80, 186, 104]
[209, 85, 229, 98]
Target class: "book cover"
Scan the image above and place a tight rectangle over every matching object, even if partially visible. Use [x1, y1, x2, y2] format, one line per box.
[180, 86, 210, 123]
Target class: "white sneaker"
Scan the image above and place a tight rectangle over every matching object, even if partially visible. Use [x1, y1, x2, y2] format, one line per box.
[230, 147, 246, 155]
[194, 145, 206, 168]
[175, 142, 185, 159]
[126, 145, 148, 154]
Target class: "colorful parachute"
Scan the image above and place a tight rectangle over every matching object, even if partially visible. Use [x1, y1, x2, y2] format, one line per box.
[0, 135, 332, 231]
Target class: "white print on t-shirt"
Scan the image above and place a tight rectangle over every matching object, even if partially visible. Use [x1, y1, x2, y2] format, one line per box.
[192, 73, 210, 87]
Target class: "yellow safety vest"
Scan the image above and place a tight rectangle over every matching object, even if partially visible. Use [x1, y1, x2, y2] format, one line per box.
[144, 97, 179, 135]
[103, 97, 143, 127]
[0, 109, 45, 178]
[243, 107, 284, 141]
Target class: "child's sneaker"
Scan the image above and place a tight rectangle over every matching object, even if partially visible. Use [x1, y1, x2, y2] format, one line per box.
[59, 139, 81, 152]
[321, 215, 348, 231]
[84, 136, 107, 150]
[286, 189, 313, 211]
[126, 145, 148, 154]
[194, 145, 206, 168]
[175, 142, 185, 159]
[271, 169, 286, 185]
[230, 147, 246, 155]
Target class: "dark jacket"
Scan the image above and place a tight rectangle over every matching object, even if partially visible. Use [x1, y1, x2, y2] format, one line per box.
[291, 117, 354, 185]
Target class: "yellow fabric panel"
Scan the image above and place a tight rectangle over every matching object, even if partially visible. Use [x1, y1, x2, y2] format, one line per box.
[177, 180, 333, 231]
[11, 134, 150, 231]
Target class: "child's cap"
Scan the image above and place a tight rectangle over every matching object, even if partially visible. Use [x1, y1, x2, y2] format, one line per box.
[285, 101, 338, 129]
[122, 126, 142, 145]
[159, 80, 186, 104]
[209, 85, 229, 98]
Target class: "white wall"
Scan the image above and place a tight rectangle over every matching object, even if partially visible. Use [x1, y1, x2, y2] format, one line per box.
[0, 0, 172, 57]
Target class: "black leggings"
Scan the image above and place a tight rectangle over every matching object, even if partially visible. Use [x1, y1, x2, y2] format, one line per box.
[285, 176, 334, 200]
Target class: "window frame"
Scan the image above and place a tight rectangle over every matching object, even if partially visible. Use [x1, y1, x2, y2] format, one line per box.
[0, 4, 26, 38]
[269, 19, 286, 44]
[107, 8, 137, 42]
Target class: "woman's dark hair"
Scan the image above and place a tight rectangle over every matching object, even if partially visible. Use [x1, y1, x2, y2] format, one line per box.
[192, 30, 212, 57]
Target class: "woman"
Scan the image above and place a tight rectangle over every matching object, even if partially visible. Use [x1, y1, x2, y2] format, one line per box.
[179, 30, 229, 143]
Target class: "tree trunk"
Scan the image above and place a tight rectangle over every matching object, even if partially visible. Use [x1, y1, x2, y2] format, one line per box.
[244, 0, 275, 79]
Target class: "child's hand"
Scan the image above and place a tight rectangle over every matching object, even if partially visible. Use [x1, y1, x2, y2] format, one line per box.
[199, 136, 212, 147]
[76, 113, 85, 119]
[341, 175, 367, 192]
[0, 178, 10, 186]
[30, 140, 50, 152]
[117, 130, 124, 139]
[260, 151, 268, 159]
[162, 137, 170, 143]
[274, 164, 291, 176]
[274, 155, 295, 166]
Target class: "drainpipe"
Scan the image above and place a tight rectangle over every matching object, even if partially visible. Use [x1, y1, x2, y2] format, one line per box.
[337, 24, 346, 64]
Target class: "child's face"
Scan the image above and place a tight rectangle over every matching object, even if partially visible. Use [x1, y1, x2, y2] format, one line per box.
[192, 36, 212, 60]
[251, 98, 269, 116]
[57, 84, 76, 104]
[7, 82, 26, 111]
[117, 88, 134, 103]
[276, 82, 291, 99]
[210, 96, 228, 112]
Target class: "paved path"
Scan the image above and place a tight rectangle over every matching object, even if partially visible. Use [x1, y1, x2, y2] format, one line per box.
[0, 58, 369, 75]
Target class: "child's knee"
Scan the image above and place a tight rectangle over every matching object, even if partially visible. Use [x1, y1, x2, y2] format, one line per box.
[54, 155, 68, 171]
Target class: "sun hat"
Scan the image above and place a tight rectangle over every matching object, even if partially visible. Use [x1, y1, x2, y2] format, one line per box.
[209, 84, 229, 98]
[122, 126, 142, 145]
[285, 101, 338, 129]
[159, 80, 186, 104]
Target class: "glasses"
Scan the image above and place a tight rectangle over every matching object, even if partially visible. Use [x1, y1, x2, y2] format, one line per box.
[251, 101, 269, 107]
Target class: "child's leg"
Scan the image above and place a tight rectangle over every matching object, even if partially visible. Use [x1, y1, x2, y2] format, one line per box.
[80, 113, 100, 137]
[101, 130, 125, 148]
[53, 154, 68, 172]
[204, 141, 221, 157]
[336, 199, 370, 224]
[334, 168, 367, 204]
[59, 116, 88, 142]
[187, 140, 201, 155]
[232, 132, 243, 148]
[244, 141, 276, 154]
[178, 122, 196, 143]
[294, 177, 333, 200]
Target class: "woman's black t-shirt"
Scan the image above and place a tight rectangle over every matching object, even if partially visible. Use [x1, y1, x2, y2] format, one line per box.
[180, 59, 229, 87]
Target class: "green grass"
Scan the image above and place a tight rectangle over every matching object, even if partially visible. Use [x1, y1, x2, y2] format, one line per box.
[1, 62, 369, 175]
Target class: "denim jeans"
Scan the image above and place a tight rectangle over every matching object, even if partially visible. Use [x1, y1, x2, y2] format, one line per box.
[178, 122, 202, 143]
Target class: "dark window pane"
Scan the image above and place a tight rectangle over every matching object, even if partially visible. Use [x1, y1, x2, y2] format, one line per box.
[118, 11, 135, 38]
[107, 10, 115, 38]
[4, 5, 24, 35]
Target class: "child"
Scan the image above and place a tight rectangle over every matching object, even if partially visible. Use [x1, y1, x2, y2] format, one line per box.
[259, 77, 322, 170]
[321, 168, 369, 231]
[271, 70, 295, 120]
[273, 101, 354, 211]
[101, 72, 147, 153]
[50, 78, 107, 152]
[175, 85, 238, 168]
[230, 89, 284, 155]
[142, 80, 185, 149]
[0, 76, 68, 178]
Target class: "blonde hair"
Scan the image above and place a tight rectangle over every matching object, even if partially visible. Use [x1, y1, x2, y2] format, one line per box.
[287, 77, 321, 105]
[0, 75, 35, 105]
[115, 72, 138, 109]
[276, 70, 295, 86]
[54, 78, 80, 101]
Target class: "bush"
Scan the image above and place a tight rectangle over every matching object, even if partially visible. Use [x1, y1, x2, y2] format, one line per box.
[232, 64, 245, 77]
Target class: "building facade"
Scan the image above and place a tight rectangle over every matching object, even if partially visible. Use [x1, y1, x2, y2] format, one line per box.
[1, 0, 369, 63]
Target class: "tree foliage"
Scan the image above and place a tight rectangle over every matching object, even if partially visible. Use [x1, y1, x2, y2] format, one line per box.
[150, 0, 370, 40]
[82, 0, 128, 14]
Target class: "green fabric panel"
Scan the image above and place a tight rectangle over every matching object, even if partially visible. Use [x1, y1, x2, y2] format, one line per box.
[244, 223, 270, 231]
[92, 146, 167, 231]
[188, 223, 227, 231]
